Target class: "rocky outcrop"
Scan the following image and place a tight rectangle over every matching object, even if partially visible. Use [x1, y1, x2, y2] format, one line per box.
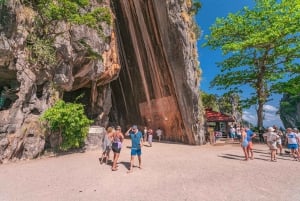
[0, 0, 204, 162]
[110, 0, 204, 144]
[279, 94, 300, 129]
[0, 0, 118, 162]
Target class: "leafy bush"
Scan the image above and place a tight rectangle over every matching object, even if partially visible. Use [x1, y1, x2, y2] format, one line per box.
[27, 34, 57, 69]
[41, 100, 93, 151]
[37, 0, 111, 32]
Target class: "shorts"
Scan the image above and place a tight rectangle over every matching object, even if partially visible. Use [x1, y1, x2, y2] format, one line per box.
[112, 143, 121, 153]
[277, 139, 282, 145]
[247, 141, 253, 149]
[103, 146, 111, 153]
[230, 133, 235, 138]
[131, 148, 142, 156]
[267, 141, 277, 150]
[287, 144, 298, 150]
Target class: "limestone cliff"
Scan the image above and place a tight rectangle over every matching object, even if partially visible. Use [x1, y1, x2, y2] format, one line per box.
[0, 0, 204, 162]
[279, 94, 300, 129]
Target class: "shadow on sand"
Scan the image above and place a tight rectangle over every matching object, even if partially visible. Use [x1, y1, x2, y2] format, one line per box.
[119, 161, 131, 170]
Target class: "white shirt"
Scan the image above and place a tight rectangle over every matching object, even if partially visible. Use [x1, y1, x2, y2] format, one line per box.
[263, 131, 278, 142]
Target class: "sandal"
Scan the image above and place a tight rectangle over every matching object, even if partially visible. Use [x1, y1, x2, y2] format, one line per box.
[111, 168, 118, 171]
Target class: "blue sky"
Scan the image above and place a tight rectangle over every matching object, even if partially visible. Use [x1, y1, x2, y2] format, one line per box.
[195, 0, 284, 128]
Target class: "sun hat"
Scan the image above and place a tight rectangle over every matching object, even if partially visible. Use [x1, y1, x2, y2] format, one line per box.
[268, 127, 275, 132]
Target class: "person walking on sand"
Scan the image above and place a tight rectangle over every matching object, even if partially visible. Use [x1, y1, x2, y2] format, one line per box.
[148, 128, 153, 147]
[263, 127, 279, 162]
[273, 125, 283, 155]
[285, 128, 300, 161]
[143, 126, 148, 144]
[156, 127, 163, 142]
[125, 125, 143, 173]
[245, 127, 256, 160]
[240, 127, 249, 161]
[100, 127, 113, 164]
[111, 126, 124, 171]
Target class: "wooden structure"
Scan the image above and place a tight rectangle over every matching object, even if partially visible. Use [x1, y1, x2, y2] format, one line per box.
[205, 108, 235, 138]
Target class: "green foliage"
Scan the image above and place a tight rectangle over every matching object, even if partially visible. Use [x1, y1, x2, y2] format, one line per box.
[204, 0, 300, 128]
[25, 0, 111, 70]
[37, 0, 111, 32]
[78, 39, 102, 60]
[201, 91, 219, 111]
[27, 34, 57, 69]
[201, 91, 242, 116]
[189, 0, 202, 15]
[279, 94, 300, 128]
[41, 100, 93, 151]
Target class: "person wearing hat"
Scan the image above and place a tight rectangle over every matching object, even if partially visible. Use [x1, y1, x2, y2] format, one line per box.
[263, 127, 279, 161]
[125, 125, 143, 173]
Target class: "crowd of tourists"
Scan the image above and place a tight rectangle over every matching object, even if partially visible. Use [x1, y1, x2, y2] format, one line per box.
[238, 125, 300, 162]
[99, 125, 163, 173]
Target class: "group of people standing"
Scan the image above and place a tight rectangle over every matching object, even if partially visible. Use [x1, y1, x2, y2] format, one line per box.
[262, 126, 300, 162]
[99, 125, 163, 173]
[239, 125, 300, 162]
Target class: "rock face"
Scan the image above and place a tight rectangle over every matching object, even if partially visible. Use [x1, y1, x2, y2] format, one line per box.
[279, 94, 300, 129]
[0, 0, 204, 162]
[110, 0, 204, 144]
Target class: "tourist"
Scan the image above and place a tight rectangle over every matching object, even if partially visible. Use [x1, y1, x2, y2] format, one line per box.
[148, 128, 153, 147]
[236, 125, 241, 141]
[273, 125, 283, 155]
[285, 128, 299, 161]
[99, 127, 113, 165]
[143, 126, 148, 144]
[208, 126, 215, 144]
[295, 128, 300, 154]
[229, 125, 235, 141]
[263, 127, 279, 162]
[156, 127, 163, 142]
[125, 125, 143, 173]
[111, 126, 124, 171]
[240, 127, 249, 161]
[245, 127, 256, 160]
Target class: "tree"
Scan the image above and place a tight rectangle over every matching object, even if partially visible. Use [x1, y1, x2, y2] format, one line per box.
[41, 100, 93, 151]
[201, 91, 219, 111]
[204, 0, 300, 130]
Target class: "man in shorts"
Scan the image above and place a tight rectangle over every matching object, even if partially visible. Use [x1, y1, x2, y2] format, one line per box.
[125, 125, 143, 173]
[263, 127, 279, 161]
[245, 127, 256, 160]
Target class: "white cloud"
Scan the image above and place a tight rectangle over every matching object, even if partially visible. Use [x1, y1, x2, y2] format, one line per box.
[263, 104, 278, 112]
[242, 105, 284, 128]
[242, 111, 257, 125]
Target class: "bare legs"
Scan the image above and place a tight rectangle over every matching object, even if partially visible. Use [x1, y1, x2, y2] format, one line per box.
[128, 155, 142, 173]
[247, 143, 254, 159]
[112, 152, 120, 170]
[276, 144, 283, 155]
[100, 151, 110, 164]
[242, 146, 248, 160]
[270, 149, 277, 161]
